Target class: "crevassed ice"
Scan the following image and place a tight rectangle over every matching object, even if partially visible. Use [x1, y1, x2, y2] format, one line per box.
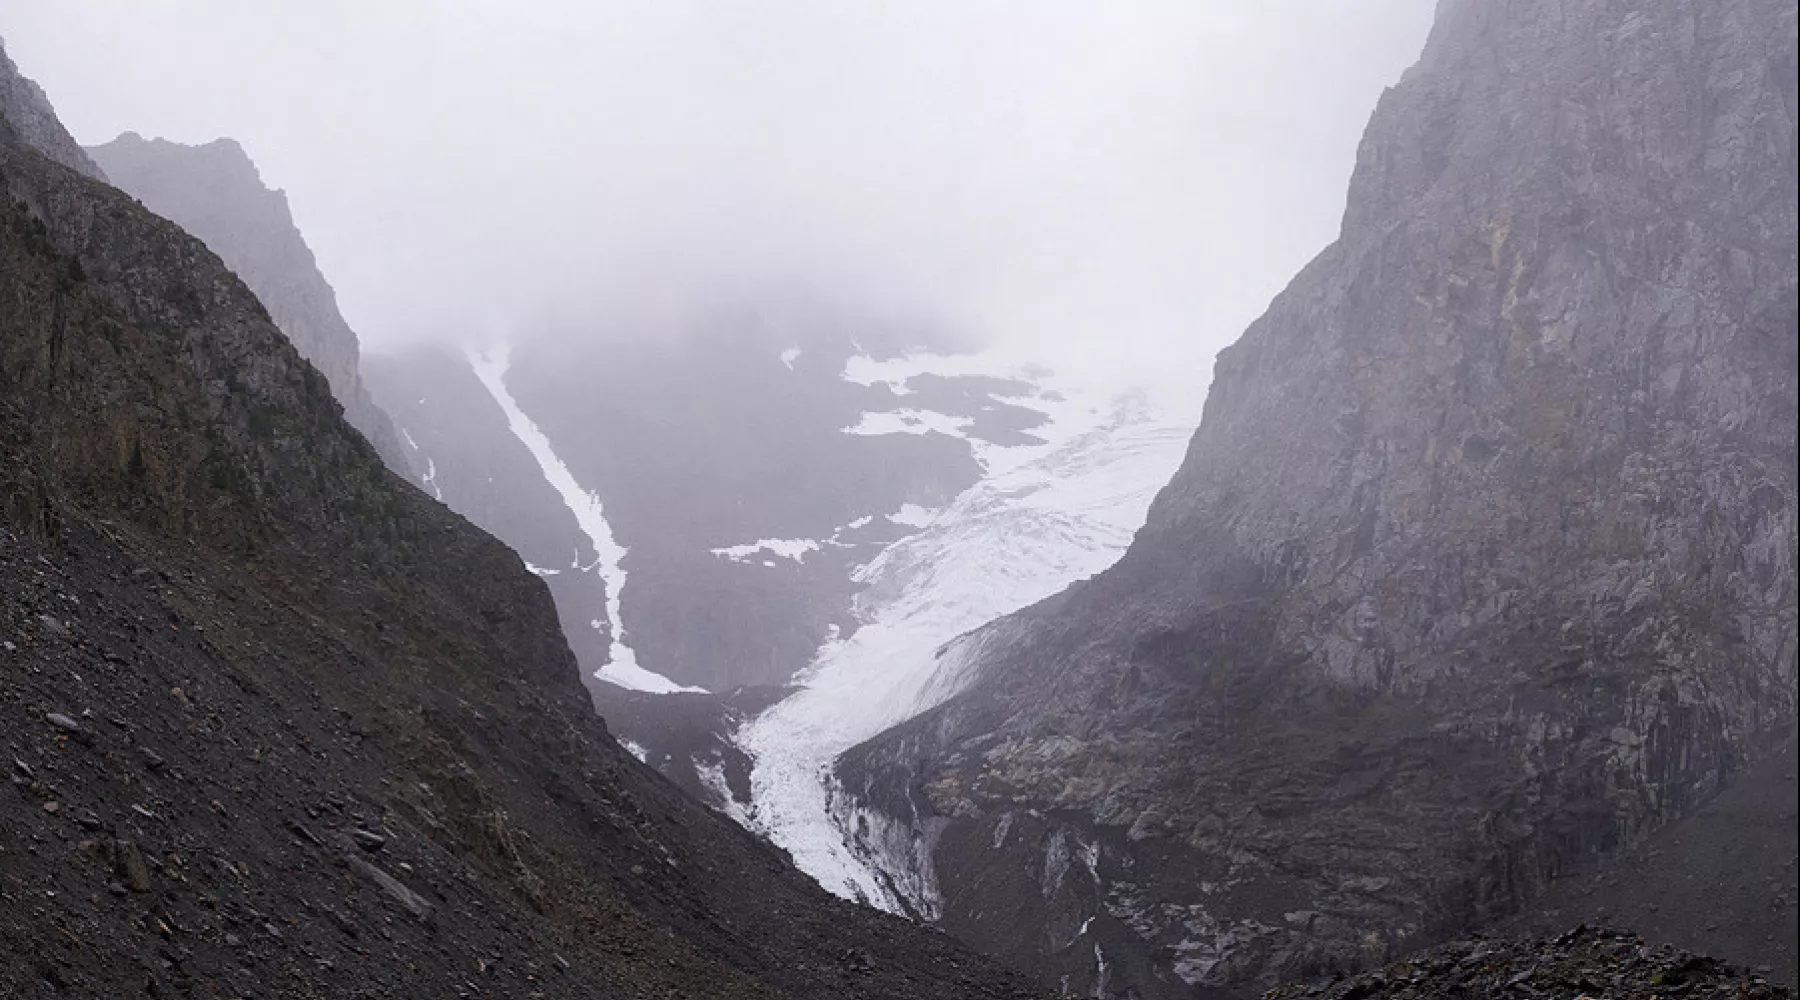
[735, 348, 1197, 912]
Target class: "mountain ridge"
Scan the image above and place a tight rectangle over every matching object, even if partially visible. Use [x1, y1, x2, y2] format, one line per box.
[0, 36, 105, 182]
[86, 130, 415, 475]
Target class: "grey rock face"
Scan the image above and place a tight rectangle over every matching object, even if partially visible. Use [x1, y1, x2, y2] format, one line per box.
[363, 345, 617, 700]
[0, 37, 106, 182]
[86, 132, 413, 474]
[843, 0, 1798, 994]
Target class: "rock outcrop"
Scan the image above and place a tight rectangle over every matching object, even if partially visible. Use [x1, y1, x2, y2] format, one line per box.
[363, 344, 617, 698]
[86, 131, 414, 474]
[842, 0, 1798, 994]
[0, 37, 105, 182]
[0, 46, 1045, 1000]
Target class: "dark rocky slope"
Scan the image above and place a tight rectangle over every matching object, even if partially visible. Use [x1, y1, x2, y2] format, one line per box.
[86, 131, 414, 475]
[1266, 925, 1792, 1000]
[363, 345, 616, 701]
[842, 0, 1798, 995]
[0, 52, 1044, 1000]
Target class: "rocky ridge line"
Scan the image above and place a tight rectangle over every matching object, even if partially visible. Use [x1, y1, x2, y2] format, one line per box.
[87, 130, 415, 475]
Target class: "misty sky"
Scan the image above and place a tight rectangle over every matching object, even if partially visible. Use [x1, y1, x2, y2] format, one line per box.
[5, 2, 1433, 373]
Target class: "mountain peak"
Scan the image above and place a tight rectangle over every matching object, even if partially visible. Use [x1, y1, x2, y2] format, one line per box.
[0, 35, 107, 182]
[87, 129, 412, 472]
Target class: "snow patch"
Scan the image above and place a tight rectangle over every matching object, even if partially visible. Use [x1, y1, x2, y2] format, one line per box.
[841, 351, 1040, 391]
[420, 457, 443, 502]
[992, 812, 1015, 849]
[887, 503, 937, 529]
[842, 408, 970, 439]
[695, 758, 752, 827]
[468, 344, 705, 696]
[522, 560, 561, 577]
[618, 738, 649, 763]
[400, 427, 421, 451]
[780, 347, 802, 370]
[712, 537, 822, 564]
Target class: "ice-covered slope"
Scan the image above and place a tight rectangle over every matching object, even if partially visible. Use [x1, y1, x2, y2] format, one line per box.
[736, 351, 1198, 910]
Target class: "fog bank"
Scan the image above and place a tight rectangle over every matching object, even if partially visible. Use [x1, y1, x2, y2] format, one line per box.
[6, 2, 1433, 373]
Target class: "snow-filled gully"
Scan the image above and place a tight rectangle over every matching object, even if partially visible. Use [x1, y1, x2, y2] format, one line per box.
[467, 344, 705, 695]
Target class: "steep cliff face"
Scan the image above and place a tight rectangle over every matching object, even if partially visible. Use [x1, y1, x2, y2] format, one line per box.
[363, 345, 617, 698]
[843, 0, 1798, 994]
[86, 131, 414, 474]
[0, 53, 1044, 1000]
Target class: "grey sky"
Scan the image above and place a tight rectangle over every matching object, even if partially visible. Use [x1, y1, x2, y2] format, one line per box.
[4, 1, 1433, 372]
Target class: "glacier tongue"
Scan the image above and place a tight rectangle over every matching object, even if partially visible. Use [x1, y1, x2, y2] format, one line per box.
[736, 351, 1197, 912]
[467, 344, 706, 696]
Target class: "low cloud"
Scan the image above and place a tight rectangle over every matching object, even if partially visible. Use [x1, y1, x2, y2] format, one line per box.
[7, 1, 1433, 373]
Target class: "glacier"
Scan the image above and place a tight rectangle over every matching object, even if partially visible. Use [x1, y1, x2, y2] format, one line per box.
[734, 349, 1198, 911]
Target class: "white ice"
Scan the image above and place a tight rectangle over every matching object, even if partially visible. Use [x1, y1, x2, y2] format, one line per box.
[617, 737, 650, 763]
[420, 457, 443, 502]
[712, 538, 822, 564]
[468, 343, 706, 696]
[841, 408, 971, 440]
[735, 348, 1198, 911]
[887, 503, 937, 529]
